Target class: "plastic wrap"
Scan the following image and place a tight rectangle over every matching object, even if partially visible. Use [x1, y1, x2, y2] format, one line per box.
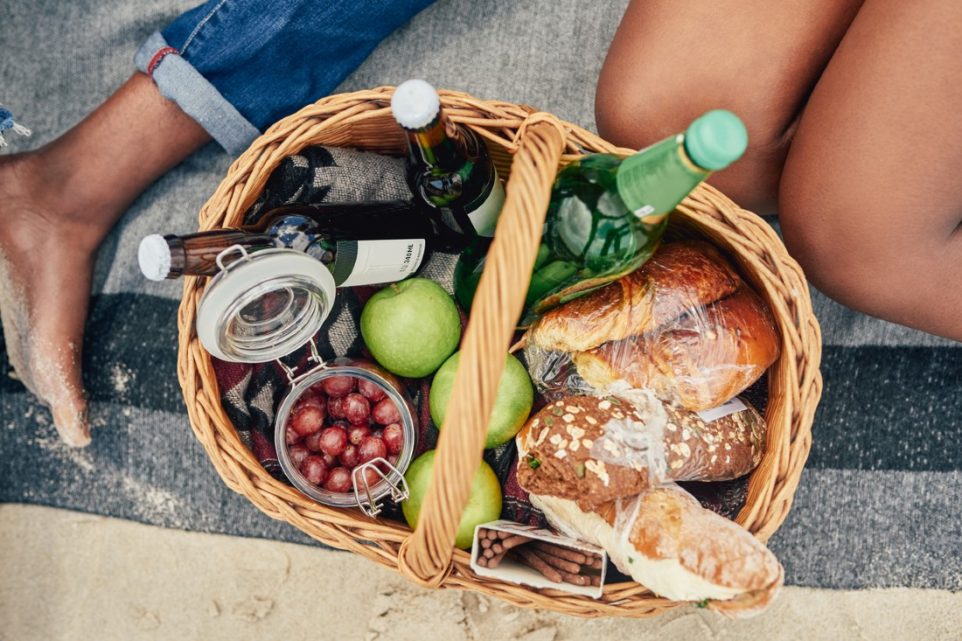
[528, 484, 784, 612]
[516, 388, 777, 610]
[515, 390, 766, 512]
[521, 240, 780, 412]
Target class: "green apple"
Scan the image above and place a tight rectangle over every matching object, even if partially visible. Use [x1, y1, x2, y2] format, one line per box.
[430, 352, 534, 449]
[360, 278, 461, 378]
[402, 450, 502, 549]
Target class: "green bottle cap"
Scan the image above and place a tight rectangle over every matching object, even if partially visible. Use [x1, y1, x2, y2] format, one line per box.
[683, 110, 748, 171]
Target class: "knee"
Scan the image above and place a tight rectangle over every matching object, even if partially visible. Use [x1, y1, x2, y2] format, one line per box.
[595, 67, 792, 155]
[594, 71, 793, 213]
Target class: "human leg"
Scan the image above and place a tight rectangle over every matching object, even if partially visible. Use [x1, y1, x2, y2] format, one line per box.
[594, 0, 862, 214]
[1, 0, 435, 446]
[138, 0, 436, 154]
[778, 0, 962, 340]
[0, 73, 210, 446]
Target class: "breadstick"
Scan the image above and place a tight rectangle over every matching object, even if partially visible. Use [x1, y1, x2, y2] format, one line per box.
[590, 575, 602, 586]
[557, 571, 590, 586]
[500, 535, 531, 550]
[476, 555, 488, 568]
[483, 547, 494, 559]
[486, 551, 507, 568]
[532, 550, 581, 574]
[532, 542, 587, 565]
[480, 538, 492, 549]
[514, 549, 563, 583]
[492, 543, 504, 554]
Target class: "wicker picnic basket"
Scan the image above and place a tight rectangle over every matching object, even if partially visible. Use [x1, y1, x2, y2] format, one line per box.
[176, 87, 822, 618]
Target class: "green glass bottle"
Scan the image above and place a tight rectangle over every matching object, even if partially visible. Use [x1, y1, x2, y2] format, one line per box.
[453, 109, 748, 324]
[392, 79, 505, 252]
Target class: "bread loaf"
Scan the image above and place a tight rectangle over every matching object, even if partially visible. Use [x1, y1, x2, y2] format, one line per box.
[572, 286, 780, 410]
[524, 241, 742, 353]
[530, 486, 783, 614]
[515, 394, 766, 510]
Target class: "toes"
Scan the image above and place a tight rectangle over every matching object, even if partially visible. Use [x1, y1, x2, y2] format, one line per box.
[31, 343, 92, 447]
[51, 399, 91, 448]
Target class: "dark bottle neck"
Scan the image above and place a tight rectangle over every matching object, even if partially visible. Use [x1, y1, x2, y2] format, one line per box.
[164, 230, 276, 278]
[403, 114, 465, 170]
[153, 201, 430, 280]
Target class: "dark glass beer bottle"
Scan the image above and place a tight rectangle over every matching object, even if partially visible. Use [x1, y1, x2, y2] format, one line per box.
[391, 79, 505, 252]
[139, 201, 434, 287]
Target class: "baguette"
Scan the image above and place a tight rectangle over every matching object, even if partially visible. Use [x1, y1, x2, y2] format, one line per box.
[530, 486, 783, 615]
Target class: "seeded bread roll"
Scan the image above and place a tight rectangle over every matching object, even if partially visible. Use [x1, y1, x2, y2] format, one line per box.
[524, 241, 742, 353]
[515, 395, 765, 510]
[530, 486, 783, 615]
[571, 286, 780, 411]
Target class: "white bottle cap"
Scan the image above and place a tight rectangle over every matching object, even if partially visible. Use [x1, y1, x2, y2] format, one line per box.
[139, 234, 172, 281]
[391, 79, 441, 130]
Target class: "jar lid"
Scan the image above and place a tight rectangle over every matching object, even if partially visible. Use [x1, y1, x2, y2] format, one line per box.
[196, 247, 336, 363]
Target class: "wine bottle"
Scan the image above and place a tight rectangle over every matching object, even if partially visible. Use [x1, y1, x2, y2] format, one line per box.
[391, 79, 505, 252]
[453, 110, 748, 324]
[138, 201, 435, 287]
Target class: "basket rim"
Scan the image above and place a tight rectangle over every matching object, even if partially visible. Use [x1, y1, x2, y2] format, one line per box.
[175, 86, 823, 618]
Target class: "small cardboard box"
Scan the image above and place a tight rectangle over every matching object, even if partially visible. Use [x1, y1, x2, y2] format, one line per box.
[470, 519, 607, 598]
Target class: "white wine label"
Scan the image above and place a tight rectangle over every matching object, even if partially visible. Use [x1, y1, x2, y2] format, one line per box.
[336, 239, 426, 287]
[468, 175, 505, 237]
[696, 397, 747, 423]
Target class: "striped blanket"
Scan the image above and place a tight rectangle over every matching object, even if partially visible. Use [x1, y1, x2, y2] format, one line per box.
[2, 0, 960, 592]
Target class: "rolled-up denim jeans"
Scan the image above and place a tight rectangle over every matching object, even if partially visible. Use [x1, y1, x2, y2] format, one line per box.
[134, 0, 434, 155]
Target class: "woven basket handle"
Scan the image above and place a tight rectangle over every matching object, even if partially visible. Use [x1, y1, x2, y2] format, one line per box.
[397, 115, 566, 587]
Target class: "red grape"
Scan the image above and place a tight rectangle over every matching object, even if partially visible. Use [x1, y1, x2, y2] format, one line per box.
[285, 425, 300, 445]
[347, 423, 371, 446]
[304, 430, 323, 452]
[358, 434, 388, 464]
[327, 396, 346, 420]
[357, 378, 387, 402]
[343, 393, 371, 425]
[382, 423, 404, 455]
[339, 444, 361, 468]
[296, 391, 326, 412]
[371, 398, 401, 425]
[357, 465, 382, 489]
[288, 443, 310, 468]
[318, 426, 348, 457]
[324, 467, 353, 493]
[321, 453, 337, 468]
[300, 455, 329, 486]
[320, 375, 355, 398]
[289, 405, 325, 437]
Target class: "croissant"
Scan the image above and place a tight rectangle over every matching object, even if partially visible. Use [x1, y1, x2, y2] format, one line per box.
[524, 240, 742, 353]
[573, 286, 780, 411]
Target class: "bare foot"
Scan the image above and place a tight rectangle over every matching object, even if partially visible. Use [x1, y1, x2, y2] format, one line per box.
[0, 153, 107, 446]
[0, 74, 211, 447]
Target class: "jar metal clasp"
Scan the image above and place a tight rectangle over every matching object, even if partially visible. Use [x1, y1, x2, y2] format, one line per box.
[277, 336, 326, 386]
[352, 458, 410, 518]
[215, 243, 253, 272]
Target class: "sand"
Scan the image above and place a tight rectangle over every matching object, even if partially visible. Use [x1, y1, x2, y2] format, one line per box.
[0, 250, 90, 447]
[1, 504, 960, 641]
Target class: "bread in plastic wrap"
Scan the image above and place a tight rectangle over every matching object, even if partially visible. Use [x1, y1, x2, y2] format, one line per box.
[529, 486, 783, 615]
[515, 392, 766, 510]
[522, 240, 780, 411]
